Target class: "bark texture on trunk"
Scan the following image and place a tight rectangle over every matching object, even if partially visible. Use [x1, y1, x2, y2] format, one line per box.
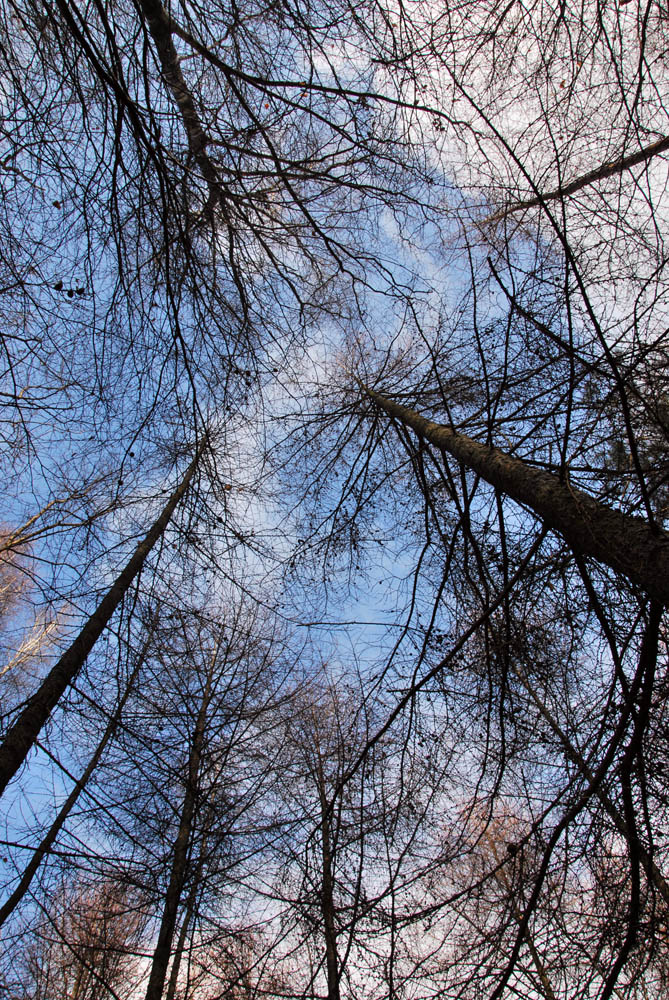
[0, 440, 206, 798]
[360, 385, 669, 604]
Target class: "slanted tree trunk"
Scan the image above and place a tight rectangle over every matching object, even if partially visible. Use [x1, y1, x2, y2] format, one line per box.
[0, 664, 135, 927]
[137, 0, 221, 214]
[483, 831, 557, 1000]
[0, 623, 157, 928]
[359, 384, 669, 604]
[0, 439, 207, 798]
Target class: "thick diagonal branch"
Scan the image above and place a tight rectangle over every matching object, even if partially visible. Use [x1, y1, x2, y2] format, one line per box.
[485, 134, 669, 223]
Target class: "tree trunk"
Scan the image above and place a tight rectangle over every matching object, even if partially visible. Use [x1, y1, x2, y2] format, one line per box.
[510, 658, 669, 906]
[484, 832, 557, 1000]
[0, 625, 156, 928]
[164, 847, 206, 1000]
[144, 657, 214, 1000]
[137, 0, 220, 213]
[0, 439, 207, 799]
[316, 760, 340, 1000]
[359, 384, 669, 604]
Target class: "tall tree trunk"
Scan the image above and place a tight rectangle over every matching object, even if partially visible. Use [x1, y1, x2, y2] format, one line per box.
[0, 439, 207, 799]
[137, 0, 221, 214]
[316, 759, 340, 1000]
[359, 384, 669, 604]
[0, 625, 156, 928]
[144, 654, 215, 1000]
[164, 846, 207, 1000]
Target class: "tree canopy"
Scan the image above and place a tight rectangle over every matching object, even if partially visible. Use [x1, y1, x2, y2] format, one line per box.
[2, 2, 669, 999]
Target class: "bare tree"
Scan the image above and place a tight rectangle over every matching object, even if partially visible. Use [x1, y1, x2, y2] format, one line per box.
[4, 1, 669, 999]
[6, 877, 146, 1000]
